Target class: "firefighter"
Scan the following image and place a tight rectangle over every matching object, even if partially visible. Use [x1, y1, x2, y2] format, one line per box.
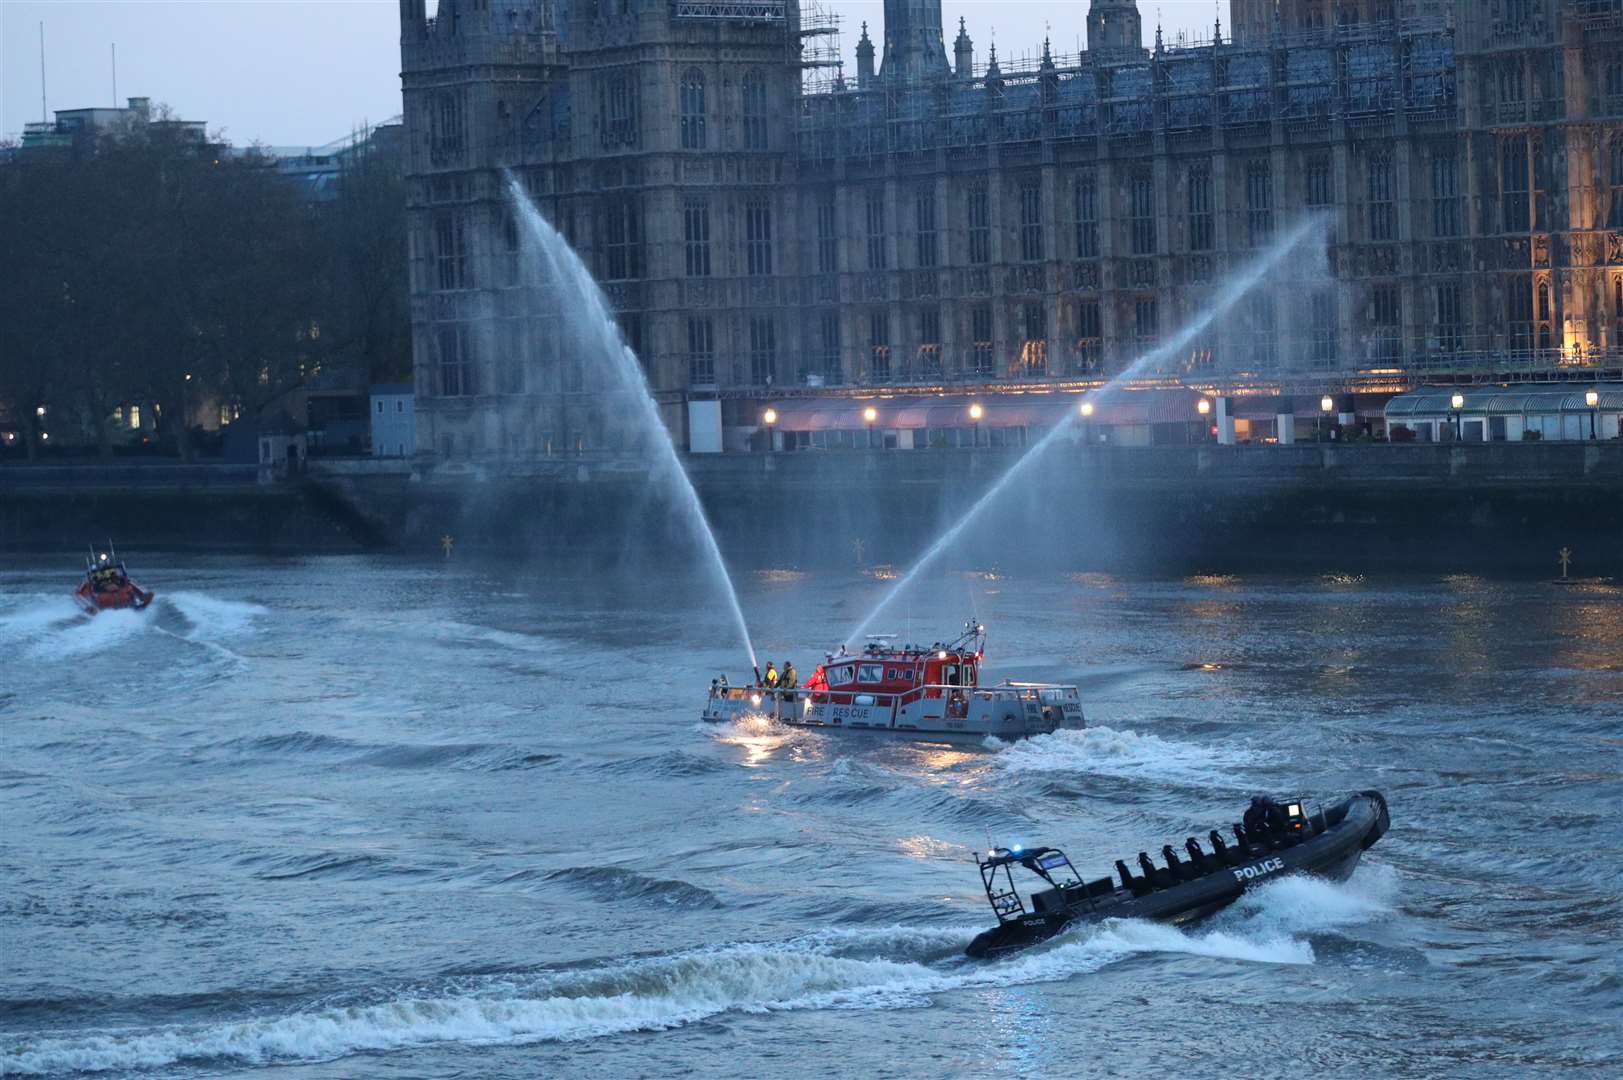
[763, 661, 779, 688]
[781, 661, 798, 690]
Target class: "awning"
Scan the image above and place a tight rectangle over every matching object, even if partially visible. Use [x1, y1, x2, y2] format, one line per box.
[766, 390, 1214, 432]
[1385, 383, 1623, 419]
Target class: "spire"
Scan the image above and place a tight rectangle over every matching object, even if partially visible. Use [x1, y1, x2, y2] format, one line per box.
[1155, 19, 1164, 54]
[1040, 36, 1055, 71]
[985, 40, 1001, 88]
[953, 16, 974, 79]
[878, 0, 950, 83]
[856, 21, 876, 88]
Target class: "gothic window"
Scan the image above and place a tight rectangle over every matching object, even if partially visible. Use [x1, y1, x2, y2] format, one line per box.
[868, 311, 891, 380]
[1020, 302, 1047, 375]
[1246, 161, 1273, 247]
[967, 186, 990, 264]
[816, 197, 838, 275]
[1368, 155, 1394, 242]
[915, 187, 938, 269]
[434, 212, 467, 291]
[1605, 58, 1623, 101]
[1188, 166, 1213, 252]
[436, 324, 474, 396]
[970, 305, 994, 375]
[1250, 293, 1277, 368]
[602, 198, 643, 280]
[1075, 299, 1102, 374]
[599, 70, 639, 149]
[819, 310, 842, 382]
[1608, 140, 1623, 229]
[742, 71, 769, 151]
[1311, 290, 1338, 365]
[1505, 0, 1530, 25]
[1019, 182, 1044, 262]
[687, 316, 715, 385]
[1431, 154, 1460, 238]
[430, 92, 464, 166]
[745, 199, 774, 276]
[1130, 174, 1157, 256]
[1371, 285, 1401, 361]
[1507, 277, 1534, 350]
[865, 190, 887, 270]
[1306, 157, 1333, 208]
[1533, 138, 1550, 232]
[680, 69, 706, 150]
[1538, 281, 1552, 321]
[1436, 283, 1464, 352]
[918, 307, 942, 375]
[683, 201, 711, 278]
[501, 215, 520, 287]
[1075, 176, 1099, 258]
[1502, 138, 1530, 233]
[1134, 296, 1159, 348]
[749, 316, 776, 385]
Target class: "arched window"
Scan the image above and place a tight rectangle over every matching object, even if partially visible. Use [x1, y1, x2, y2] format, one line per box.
[680, 69, 706, 150]
[742, 71, 769, 151]
[1608, 138, 1623, 229]
[430, 92, 464, 166]
[1538, 281, 1551, 322]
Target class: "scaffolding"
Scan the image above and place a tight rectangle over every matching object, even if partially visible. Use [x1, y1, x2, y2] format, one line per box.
[798, 1, 841, 94]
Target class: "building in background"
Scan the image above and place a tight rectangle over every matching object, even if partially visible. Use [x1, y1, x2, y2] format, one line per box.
[13, 96, 212, 159]
[398, 0, 1623, 464]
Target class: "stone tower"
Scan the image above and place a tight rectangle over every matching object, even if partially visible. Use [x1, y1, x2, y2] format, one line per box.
[879, 0, 950, 83]
[1086, 0, 1143, 57]
[952, 17, 974, 79]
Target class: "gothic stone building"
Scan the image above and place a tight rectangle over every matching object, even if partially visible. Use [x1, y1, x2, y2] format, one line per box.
[399, 0, 1623, 459]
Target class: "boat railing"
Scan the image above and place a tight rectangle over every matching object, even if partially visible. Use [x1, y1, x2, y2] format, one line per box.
[710, 683, 1058, 708]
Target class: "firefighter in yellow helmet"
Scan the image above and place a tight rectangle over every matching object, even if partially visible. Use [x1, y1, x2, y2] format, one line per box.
[763, 661, 779, 689]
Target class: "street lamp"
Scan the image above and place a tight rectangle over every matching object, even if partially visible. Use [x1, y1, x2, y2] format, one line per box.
[968, 402, 983, 447]
[1450, 391, 1465, 441]
[1586, 388, 1599, 440]
[1079, 399, 1094, 446]
[1320, 394, 1334, 441]
[1195, 398, 1211, 444]
[863, 405, 878, 449]
[762, 407, 778, 425]
[761, 407, 778, 452]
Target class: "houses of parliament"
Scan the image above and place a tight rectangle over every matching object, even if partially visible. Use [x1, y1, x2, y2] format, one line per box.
[399, 0, 1623, 457]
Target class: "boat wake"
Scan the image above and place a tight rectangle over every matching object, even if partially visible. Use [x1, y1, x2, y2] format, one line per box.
[0, 591, 265, 661]
[1, 874, 1395, 1076]
[985, 725, 1268, 785]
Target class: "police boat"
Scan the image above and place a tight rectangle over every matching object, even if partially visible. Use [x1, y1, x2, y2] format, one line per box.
[964, 791, 1390, 959]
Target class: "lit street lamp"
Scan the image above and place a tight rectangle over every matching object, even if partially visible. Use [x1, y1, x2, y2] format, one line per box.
[1586, 388, 1599, 440]
[1320, 394, 1334, 441]
[761, 407, 778, 452]
[1450, 391, 1465, 441]
[762, 407, 778, 425]
[863, 405, 878, 449]
[1079, 399, 1094, 446]
[968, 402, 983, 447]
[1195, 397, 1211, 444]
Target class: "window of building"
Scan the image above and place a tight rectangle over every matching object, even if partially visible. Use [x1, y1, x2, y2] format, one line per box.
[1188, 166, 1213, 252]
[1131, 174, 1157, 255]
[430, 92, 464, 166]
[434, 212, 467, 291]
[687, 316, 715, 385]
[1019, 182, 1044, 262]
[745, 199, 774, 276]
[1306, 157, 1333, 208]
[915, 187, 938, 269]
[680, 69, 706, 150]
[1134, 296, 1158, 348]
[918, 307, 942, 375]
[437, 324, 474, 396]
[1609, 139, 1623, 229]
[1074, 299, 1102, 374]
[967, 185, 990, 264]
[1075, 176, 1098, 258]
[970, 305, 993, 375]
[865, 190, 887, 270]
[869, 310, 890, 380]
[599, 69, 639, 149]
[1431, 154, 1460, 238]
[501, 214, 520, 287]
[1311, 290, 1338, 365]
[1507, 277, 1533, 350]
[1502, 138, 1530, 233]
[1246, 293, 1275, 369]
[742, 70, 769, 151]
[816, 197, 838, 274]
[1246, 161, 1273, 247]
[603, 198, 643, 280]
[683, 201, 711, 277]
[1020, 302, 1047, 375]
[1371, 285, 1401, 360]
[1368, 155, 1394, 241]
[819, 310, 842, 382]
[749, 316, 776, 385]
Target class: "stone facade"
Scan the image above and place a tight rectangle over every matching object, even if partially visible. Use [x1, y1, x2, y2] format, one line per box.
[400, 0, 1623, 461]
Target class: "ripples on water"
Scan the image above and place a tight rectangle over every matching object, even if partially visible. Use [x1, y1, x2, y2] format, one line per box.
[1, 557, 1619, 1078]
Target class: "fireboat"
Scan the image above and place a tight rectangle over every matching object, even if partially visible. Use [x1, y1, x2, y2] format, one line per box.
[701, 620, 1085, 740]
[73, 545, 155, 616]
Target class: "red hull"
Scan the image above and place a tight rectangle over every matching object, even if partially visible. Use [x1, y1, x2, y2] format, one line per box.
[74, 580, 154, 615]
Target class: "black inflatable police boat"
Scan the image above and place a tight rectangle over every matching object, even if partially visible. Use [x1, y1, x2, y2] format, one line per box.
[965, 791, 1390, 959]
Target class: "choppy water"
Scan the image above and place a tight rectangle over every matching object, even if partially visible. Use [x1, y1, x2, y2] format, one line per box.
[2, 556, 1620, 1078]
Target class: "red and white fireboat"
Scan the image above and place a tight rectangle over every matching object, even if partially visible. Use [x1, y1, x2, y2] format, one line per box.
[702, 620, 1085, 740]
[73, 546, 155, 616]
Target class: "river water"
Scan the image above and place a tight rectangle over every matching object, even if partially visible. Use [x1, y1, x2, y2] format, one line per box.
[1, 555, 1619, 1078]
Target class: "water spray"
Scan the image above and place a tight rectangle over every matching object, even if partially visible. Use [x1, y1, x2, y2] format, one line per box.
[504, 175, 758, 672]
[846, 215, 1330, 645]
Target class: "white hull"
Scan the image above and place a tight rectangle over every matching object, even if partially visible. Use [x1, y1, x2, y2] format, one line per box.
[701, 684, 1083, 740]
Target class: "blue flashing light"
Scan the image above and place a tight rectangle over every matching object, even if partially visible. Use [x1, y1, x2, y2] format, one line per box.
[1011, 844, 1023, 853]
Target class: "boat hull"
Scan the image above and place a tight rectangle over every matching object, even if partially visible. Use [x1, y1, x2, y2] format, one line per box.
[965, 791, 1390, 958]
[701, 685, 1084, 741]
[74, 581, 154, 616]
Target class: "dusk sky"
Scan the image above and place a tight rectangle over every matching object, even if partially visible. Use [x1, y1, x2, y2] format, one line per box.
[2, 1, 1231, 147]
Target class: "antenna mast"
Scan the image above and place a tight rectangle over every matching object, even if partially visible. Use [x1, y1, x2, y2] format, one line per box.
[39, 21, 48, 123]
[112, 43, 118, 107]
